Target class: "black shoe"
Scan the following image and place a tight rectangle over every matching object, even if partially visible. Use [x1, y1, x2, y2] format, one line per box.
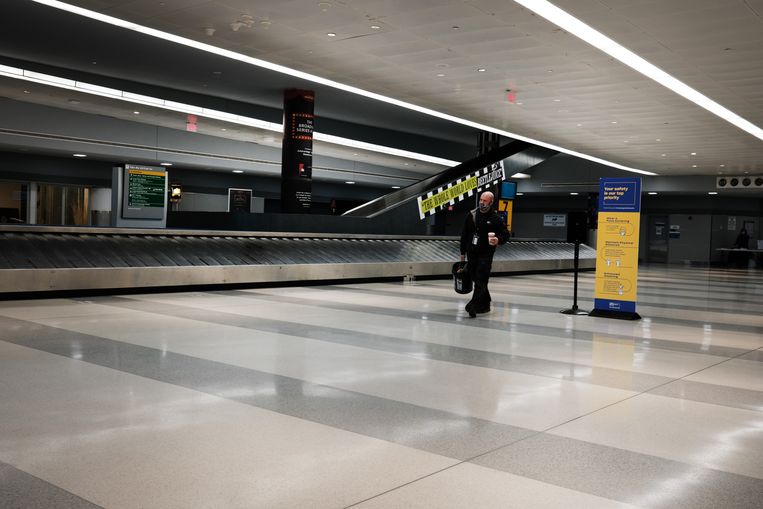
[465, 303, 476, 318]
[475, 306, 491, 314]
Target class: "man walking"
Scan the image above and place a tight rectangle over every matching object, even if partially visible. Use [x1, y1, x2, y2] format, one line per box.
[460, 191, 509, 317]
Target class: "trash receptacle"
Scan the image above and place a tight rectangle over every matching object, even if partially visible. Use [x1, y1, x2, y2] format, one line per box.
[452, 261, 472, 294]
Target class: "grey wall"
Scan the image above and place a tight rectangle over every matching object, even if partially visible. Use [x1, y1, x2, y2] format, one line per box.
[0, 98, 428, 188]
[666, 214, 713, 264]
[177, 192, 265, 213]
[512, 212, 568, 240]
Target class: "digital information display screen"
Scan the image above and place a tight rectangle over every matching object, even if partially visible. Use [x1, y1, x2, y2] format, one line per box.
[122, 164, 166, 219]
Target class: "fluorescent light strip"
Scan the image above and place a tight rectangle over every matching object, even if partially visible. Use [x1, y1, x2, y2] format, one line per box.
[513, 0, 763, 142]
[313, 132, 457, 166]
[0, 66, 456, 166]
[29, 0, 656, 176]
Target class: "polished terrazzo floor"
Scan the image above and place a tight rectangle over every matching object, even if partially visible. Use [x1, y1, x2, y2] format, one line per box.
[1, 265, 761, 508]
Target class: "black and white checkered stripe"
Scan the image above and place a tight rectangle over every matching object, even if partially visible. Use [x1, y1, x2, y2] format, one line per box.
[417, 162, 505, 219]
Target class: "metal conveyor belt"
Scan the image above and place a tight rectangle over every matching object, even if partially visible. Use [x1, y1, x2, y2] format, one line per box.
[0, 226, 596, 294]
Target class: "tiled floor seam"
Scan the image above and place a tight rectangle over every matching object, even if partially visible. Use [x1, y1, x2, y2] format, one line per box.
[97, 291, 758, 508]
[232, 289, 756, 359]
[459, 342, 763, 467]
[341, 341, 763, 509]
[406, 284, 763, 331]
[107, 293, 743, 399]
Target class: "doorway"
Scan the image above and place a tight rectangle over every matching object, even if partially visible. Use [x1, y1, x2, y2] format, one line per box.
[36, 184, 90, 226]
[0, 181, 28, 224]
[647, 215, 669, 263]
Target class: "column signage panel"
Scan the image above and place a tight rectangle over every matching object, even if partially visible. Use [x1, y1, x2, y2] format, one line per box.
[122, 164, 166, 219]
[591, 177, 642, 319]
[281, 89, 314, 213]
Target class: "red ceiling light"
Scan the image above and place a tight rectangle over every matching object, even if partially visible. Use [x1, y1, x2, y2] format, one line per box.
[506, 89, 516, 103]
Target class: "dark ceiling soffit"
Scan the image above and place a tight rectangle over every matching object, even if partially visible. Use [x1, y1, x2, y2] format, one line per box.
[343, 140, 535, 218]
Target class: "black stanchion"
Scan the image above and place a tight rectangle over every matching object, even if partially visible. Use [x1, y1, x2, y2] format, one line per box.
[561, 241, 589, 315]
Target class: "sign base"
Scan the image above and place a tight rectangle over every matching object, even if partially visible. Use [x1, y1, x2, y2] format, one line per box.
[560, 306, 589, 315]
[589, 309, 641, 321]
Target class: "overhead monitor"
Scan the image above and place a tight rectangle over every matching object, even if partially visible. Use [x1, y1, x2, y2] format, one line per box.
[500, 181, 517, 199]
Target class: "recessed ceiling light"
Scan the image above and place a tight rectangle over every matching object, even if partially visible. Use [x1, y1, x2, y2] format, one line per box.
[692, 164, 697, 167]
[23, 90, 31, 94]
[345, 181, 355, 184]
[370, 25, 381, 29]
[72, 153, 87, 157]
[232, 170, 244, 173]
[719, 164, 725, 167]
[516, 102, 523, 105]
[327, 32, 337, 37]
[577, 123, 583, 127]
[648, 192, 657, 195]
[655, 139, 661, 141]
[661, 154, 667, 157]
[569, 192, 579, 195]
[391, 186, 401, 189]
[477, 68, 486, 72]
[436, 73, 446, 77]
[690, 152, 697, 155]
[623, 140, 628, 143]
[221, 128, 227, 131]
[553, 99, 561, 102]
[160, 162, 172, 166]
[708, 191, 718, 195]
[516, 192, 524, 196]
[133, 111, 140, 114]
[611, 121, 618, 124]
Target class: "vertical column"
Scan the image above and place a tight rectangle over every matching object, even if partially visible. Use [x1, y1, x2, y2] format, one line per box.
[281, 89, 314, 213]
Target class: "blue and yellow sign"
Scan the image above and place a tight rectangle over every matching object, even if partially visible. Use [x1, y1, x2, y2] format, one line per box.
[592, 178, 641, 317]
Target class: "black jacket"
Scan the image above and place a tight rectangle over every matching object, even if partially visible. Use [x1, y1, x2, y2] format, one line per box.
[460, 207, 509, 257]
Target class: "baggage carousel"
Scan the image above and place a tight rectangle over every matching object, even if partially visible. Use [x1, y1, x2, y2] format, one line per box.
[0, 226, 596, 295]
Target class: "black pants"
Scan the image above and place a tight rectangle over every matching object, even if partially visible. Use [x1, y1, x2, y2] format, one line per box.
[467, 255, 493, 311]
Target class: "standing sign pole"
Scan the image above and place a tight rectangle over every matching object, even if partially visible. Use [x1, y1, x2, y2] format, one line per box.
[561, 240, 589, 315]
[589, 177, 642, 320]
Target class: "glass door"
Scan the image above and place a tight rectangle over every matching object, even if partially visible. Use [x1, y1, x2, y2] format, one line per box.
[0, 181, 28, 224]
[37, 184, 91, 226]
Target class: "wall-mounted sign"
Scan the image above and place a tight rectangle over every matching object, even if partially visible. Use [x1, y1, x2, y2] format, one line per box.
[497, 199, 513, 231]
[591, 177, 642, 320]
[170, 183, 182, 202]
[228, 188, 252, 212]
[122, 164, 166, 219]
[416, 161, 505, 219]
[544, 214, 566, 227]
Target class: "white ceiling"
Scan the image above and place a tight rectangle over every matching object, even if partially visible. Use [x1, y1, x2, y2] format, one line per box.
[0, 0, 763, 181]
[53, 0, 763, 177]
